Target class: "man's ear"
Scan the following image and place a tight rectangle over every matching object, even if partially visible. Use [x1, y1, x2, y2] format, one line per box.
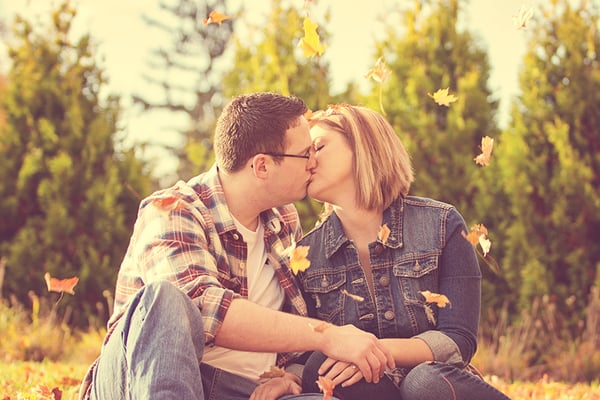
[251, 154, 269, 178]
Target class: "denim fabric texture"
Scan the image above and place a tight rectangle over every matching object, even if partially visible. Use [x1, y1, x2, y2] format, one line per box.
[297, 196, 511, 400]
[89, 281, 327, 400]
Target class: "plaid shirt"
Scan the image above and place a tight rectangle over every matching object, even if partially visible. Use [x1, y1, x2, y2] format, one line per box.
[80, 165, 308, 399]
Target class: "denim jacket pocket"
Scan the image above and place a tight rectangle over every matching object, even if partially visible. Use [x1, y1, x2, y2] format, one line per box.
[392, 252, 440, 327]
[301, 271, 346, 325]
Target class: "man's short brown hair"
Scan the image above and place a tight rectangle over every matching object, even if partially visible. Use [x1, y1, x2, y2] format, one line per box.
[214, 92, 308, 172]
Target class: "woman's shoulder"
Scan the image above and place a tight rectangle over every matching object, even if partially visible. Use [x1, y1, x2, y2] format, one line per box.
[403, 195, 455, 211]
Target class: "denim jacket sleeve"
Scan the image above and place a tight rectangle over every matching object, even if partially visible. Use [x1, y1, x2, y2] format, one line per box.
[417, 207, 481, 366]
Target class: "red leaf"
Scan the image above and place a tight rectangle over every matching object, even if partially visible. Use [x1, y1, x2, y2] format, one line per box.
[44, 273, 79, 295]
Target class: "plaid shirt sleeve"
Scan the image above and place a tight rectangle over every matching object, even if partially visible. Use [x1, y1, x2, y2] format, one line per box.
[110, 183, 238, 345]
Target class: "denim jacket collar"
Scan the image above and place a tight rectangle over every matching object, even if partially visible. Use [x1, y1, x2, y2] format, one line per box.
[323, 197, 405, 258]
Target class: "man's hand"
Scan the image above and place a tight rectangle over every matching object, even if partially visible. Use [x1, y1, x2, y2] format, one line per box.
[321, 324, 395, 383]
[249, 373, 301, 400]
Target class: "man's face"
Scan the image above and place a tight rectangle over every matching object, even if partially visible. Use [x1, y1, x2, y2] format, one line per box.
[267, 116, 316, 203]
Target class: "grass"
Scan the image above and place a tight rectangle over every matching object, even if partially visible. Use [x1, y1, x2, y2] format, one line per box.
[1, 289, 599, 399]
[1, 360, 600, 399]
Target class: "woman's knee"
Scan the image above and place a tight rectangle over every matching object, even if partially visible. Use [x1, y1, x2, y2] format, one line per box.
[399, 362, 452, 400]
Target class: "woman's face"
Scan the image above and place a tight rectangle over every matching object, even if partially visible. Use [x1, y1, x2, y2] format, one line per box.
[307, 124, 355, 205]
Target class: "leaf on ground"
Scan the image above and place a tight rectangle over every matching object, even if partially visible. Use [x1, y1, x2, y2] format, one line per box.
[202, 10, 230, 26]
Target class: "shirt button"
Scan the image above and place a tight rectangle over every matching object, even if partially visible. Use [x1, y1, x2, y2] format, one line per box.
[374, 244, 385, 254]
[379, 276, 390, 286]
[232, 233, 240, 240]
[384, 310, 395, 320]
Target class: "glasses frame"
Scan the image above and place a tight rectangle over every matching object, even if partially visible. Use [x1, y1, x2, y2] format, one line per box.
[263, 152, 311, 160]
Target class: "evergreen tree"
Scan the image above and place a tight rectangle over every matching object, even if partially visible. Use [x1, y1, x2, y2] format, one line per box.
[370, 0, 499, 223]
[222, 0, 337, 230]
[0, 1, 152, 325]
[134, 0, 237, 182]
[368, 0, 503, 312]
[497, 0, 600, 326]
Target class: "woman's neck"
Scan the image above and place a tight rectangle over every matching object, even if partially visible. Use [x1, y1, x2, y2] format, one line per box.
[334, 205, 383, 245]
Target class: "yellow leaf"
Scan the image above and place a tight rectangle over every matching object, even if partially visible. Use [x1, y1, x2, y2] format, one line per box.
[427, 87, 458, 107]
[378, 224, 391, 244]
[419, 290, 451, 308]
[461, 224, 492, 256]
[309, 321, 332, 332]
[298, 17, 326, 57]
[474, 136, 494, 166]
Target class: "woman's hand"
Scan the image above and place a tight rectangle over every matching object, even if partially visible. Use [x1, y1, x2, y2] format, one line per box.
[249, 373, 301, 400]
[319, 357, 364, 388]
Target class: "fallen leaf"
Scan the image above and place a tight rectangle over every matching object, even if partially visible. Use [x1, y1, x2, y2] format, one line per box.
[278, 240, 311, 275]
[309, 321, 332, 332]
[259, 365, 286, 379]
[298, 17, 326, 57]
[44, 272, 79, 295]
[474, 136, 494, 166]
[364, 57, 391, 84]
[202, 10, 230, 26]
[317, 375, 335, 400]
[378, 224, 391, 244]
[419, 290, 451, 308]
[512, 5, 534, 29]
[341, 289, 365, 302]
[428, 87, 458, 107]
[462, 224, 492, 256]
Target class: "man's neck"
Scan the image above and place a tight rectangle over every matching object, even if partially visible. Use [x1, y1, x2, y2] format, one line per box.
[218, 168, 262, 231]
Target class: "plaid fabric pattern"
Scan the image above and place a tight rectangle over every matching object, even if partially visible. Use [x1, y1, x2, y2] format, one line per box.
[80, 165, 307, 399]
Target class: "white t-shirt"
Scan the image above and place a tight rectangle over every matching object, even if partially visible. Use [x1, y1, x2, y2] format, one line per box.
[202, 216, 285, 382]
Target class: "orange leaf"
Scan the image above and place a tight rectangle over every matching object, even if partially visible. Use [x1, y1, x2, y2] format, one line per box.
[378, 224, 391, 244]
[44, 272, 79, 295]
[309, 321, 332, 332]
[419, 290, 451, 308]
[317, 376, 335, 400]
[364, 57, 391, 84]
[462, 224, 491, 256]
[298, 17, 326, 57]
[202, 10, 230, 26]
[259, 365, 286, 379]
[474, 136, 494, 166]
[427, 87, 458, 107]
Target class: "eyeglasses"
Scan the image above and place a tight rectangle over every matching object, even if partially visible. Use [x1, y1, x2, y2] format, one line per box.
[263, 152, 310, 160]
[262, 144, 323, 160]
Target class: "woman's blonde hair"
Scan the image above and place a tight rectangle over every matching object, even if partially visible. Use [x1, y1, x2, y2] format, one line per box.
[309, 105, 414, 211]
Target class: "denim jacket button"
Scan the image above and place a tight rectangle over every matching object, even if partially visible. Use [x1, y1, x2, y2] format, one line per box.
[374, 244, 385, 254]
[379, 276, 390, 286]
[384, 310, 395, 320]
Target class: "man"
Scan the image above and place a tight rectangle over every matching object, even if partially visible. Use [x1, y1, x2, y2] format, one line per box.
[80, 92, 394, 400]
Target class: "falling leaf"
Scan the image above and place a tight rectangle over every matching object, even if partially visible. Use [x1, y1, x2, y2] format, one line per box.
[44, 272, 79, 295]
[341, 289, 365, 302]
[378, 224, 391, 244]
[364, 57, 391, 84]
[309, 321, 332, 332]
[298, 17, 326, 57]
[419, 290, 451, 308]
[424, 304, 436, 325]
[474, 136, 494, 166]
[427, 87, 458, 107]
[277, 240, 311, 275]
[512, 5, 534, 29]
[202, 10, 230, 26]
[462, 224, 492, 256]
[317, 376, 335, 400]
[259, 365, 286, 379]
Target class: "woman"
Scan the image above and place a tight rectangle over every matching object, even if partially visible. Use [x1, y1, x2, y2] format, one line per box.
[297, 105, 510, 400]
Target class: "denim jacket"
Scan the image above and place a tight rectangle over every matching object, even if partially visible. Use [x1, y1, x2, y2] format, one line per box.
[297, 196, 481, 367]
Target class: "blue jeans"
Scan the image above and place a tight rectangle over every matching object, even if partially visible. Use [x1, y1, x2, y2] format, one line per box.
[302, 351, 511, 400]
[90, 281, 334, 400]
